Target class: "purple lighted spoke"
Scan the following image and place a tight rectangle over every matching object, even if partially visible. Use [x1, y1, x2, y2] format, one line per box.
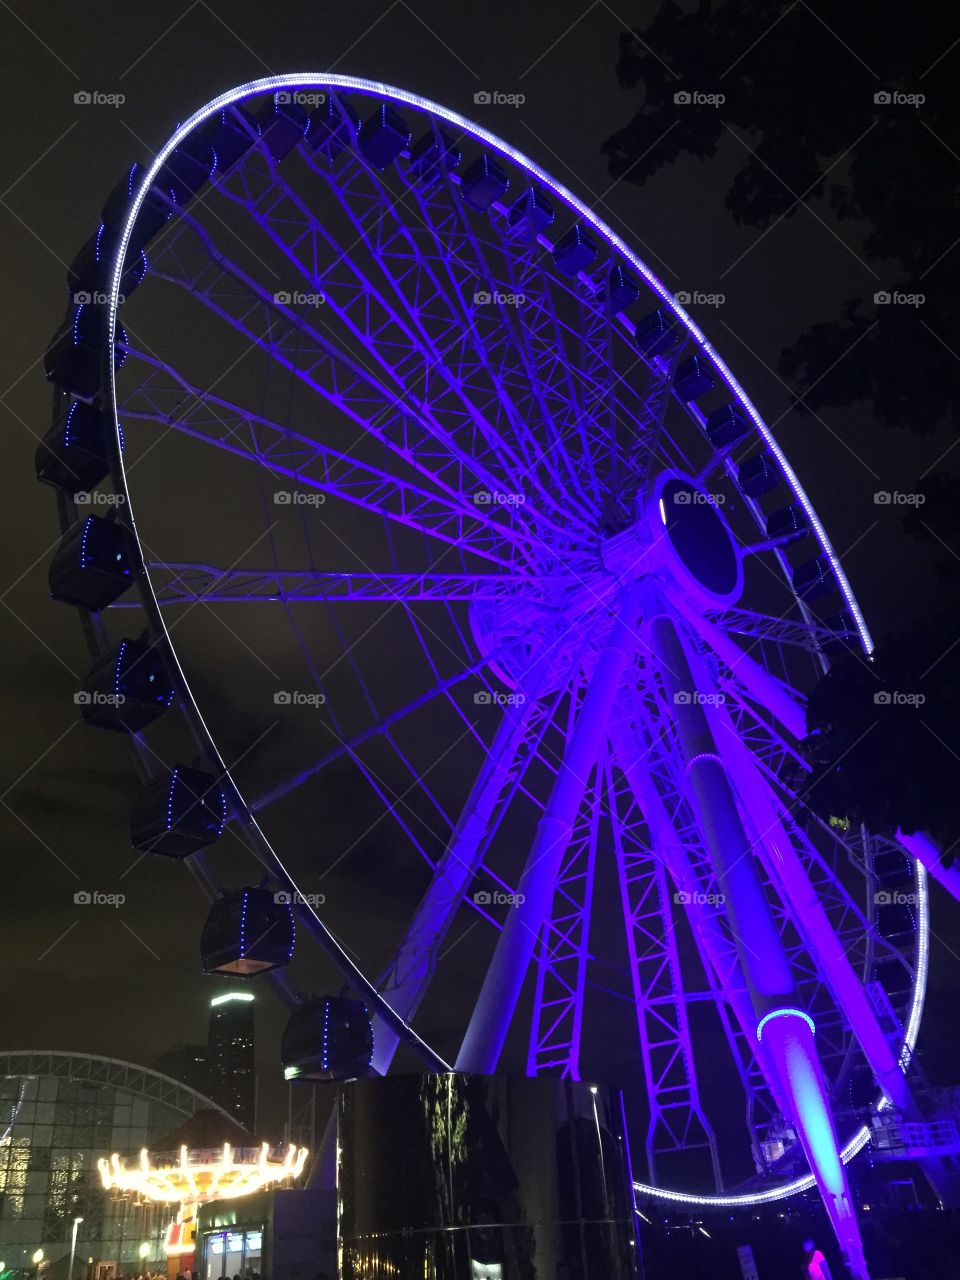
[146, 202, 595, 552]
[134, 564, 575, 606]
[217, 142, 594, 534]
[117, 353, 533, 570]
[411, 156, 599, 520]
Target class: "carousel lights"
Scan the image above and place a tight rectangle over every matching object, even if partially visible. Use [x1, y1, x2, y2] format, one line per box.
[97, 1142, 308, 1203]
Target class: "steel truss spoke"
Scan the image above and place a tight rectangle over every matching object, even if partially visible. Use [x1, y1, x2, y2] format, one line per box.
[210, 142, 588, 537]
[369, 640, 592, 1071]
[131, 564, 575, 607]
[118, 354, 532, 571]
[249, 647, 498, 816]
[610, 676, 782, 1171]
[141, 206, 583, 551]
[354, 137, 602, 524]
[705, 607, 840, 653]
[526, 683, 602, 1078]
[605, 754, 723, 1186]
[477, 213, 603, 512]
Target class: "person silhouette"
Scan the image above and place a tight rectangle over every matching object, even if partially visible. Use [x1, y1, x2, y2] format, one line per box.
[801, 1238, 833, 1280]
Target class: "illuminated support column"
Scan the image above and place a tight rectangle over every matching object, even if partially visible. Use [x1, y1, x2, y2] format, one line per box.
[608, 732, 782, 1113]
[370, 647, 555, 1075]
[666, 591, 807, 742]
[759, 1010, 869, 1280]
[649, 612, 870, 1280]
[456, 586, 643, 1074]
[697, 682, 918, 1117]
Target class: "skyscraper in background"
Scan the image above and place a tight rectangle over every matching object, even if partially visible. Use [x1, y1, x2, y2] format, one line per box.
[206, 992, 256, 1132]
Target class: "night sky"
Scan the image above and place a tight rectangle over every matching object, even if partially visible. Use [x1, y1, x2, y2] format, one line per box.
[1, 0, 958, 1157]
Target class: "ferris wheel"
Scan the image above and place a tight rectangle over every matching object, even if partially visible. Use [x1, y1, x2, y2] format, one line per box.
[40, 74, 933, 1278]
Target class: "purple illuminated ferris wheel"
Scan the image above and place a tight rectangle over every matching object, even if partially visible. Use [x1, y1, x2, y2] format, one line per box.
[41, 75, 938, 1277]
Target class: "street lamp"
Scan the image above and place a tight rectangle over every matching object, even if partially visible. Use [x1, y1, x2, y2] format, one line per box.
[138, 1242, 150, 1274]
[68, 1217, 84, 1280]
[31, 1249, 44, 1280]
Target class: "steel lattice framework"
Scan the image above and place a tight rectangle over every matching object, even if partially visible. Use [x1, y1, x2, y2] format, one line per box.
[0, 1051, 231, 1121]
[41, 75, 943, 1279]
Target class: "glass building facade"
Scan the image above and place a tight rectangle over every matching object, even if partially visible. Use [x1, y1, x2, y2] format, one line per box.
[0, 1052, 226, 1277]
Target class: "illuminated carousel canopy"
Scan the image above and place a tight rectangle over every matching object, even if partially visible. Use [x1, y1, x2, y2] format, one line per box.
[97, 1141, 308, 1203]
